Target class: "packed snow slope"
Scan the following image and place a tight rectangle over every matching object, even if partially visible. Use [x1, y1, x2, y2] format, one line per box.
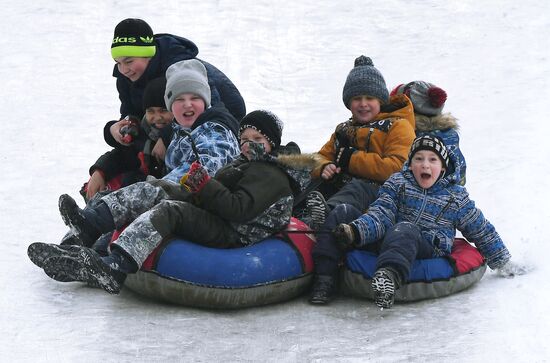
[1, 0, 549, 362]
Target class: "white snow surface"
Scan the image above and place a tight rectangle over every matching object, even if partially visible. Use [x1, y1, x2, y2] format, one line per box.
[1, 0, 549, 362]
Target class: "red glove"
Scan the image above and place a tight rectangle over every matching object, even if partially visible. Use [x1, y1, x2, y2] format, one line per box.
[182, 161, 211, 193]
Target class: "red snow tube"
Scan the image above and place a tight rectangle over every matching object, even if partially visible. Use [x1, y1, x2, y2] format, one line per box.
[341, 238, 487, 302]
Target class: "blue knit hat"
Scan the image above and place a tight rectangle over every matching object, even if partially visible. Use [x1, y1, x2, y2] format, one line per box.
[342, 55, 389, 109]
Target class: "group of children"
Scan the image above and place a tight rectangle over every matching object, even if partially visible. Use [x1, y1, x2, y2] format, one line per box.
[28, 18, 526, 309]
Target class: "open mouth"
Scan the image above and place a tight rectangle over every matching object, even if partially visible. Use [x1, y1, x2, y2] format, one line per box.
[421, 173, 431, 180]
[183, 111, 195, 117]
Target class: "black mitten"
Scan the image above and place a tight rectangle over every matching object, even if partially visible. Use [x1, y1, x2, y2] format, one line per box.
[333, 223, 357, 251]
[336, 147, 356, 171]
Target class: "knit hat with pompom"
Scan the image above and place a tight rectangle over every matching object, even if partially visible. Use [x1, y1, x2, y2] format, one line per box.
[342, 55, 389, 109]
[391, 81, 447, 116]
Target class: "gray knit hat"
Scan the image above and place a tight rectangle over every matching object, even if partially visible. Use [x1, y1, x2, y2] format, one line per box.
[390, 81, 447, 116]
[342, 55, 389, 109]
[164, 59, 211, 112]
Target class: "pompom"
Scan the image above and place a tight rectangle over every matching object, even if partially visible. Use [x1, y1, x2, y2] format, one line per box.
[354, 55, 373, 67]
[427, 87, 447, 108]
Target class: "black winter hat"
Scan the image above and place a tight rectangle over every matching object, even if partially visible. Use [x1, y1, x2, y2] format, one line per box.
[408, 135, 450, 169]
[239, 110, 283, 149]
[142, 77, 167, 110]
[111, 18, 156, 59]
[342, 55, 389, 109]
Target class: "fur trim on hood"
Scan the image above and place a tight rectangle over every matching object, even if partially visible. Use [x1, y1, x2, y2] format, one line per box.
[275, 153, 326, 171]
[415, 112, 459, 132]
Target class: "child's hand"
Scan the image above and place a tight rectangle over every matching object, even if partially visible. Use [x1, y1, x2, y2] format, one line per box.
[110, 118, 134, 145]
[496, 260, 530, 278]
[332, 223, 356, 251]
[86, 170, 106, 200]
[152, 139, 166, 163]
[181, 161, 211, 193]
[321, 163, 340, 180]
[336, 147, 356, 171]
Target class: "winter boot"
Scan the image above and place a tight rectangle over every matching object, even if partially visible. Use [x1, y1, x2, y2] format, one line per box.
[27, 242, 82, 271]
[306, 191, 329, 230]
[58, 194, 113, 247]
[59, 231, 86, 246]
[371, 267, 401, 309]
[309, 274, 337, 305]
[43, 247, 127, 294]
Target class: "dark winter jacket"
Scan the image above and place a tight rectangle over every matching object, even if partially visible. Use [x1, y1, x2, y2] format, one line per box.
[163, 105, 240, 183]
[415, 112, 466, 186]
[91, 117, 165, 185]
[196, 153, 320, 245]
[349, 144, 511, 269]
[113, 33, 246, 120]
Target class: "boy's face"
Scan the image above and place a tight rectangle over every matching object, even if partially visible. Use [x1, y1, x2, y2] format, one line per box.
[171, 93, 206, 128]
[115, 56, 151, 82]
[240, 128, 272, 160]
[350, 95, 381, 124]
[410, 150, 445, 189]
[145, 107, 173, 129]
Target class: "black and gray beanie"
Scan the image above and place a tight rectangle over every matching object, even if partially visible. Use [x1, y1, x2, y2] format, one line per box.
[111, 18, 156, 59]
[164, 59, 211, 112]
[239, 110, 283, 149]
[408, 135, 450, 169]
[142, 77, 167, 110]
[342, 55, 389, 109]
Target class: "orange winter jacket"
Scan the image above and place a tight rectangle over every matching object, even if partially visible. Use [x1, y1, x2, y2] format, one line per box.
[312, 94, 416, 183]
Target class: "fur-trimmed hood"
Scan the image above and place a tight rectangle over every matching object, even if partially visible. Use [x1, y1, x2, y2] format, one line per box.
[275, 152, 325, 171]
[407, 112, 467, 186]
[415, 112, 459, 132]
[272, 153, 325, 196]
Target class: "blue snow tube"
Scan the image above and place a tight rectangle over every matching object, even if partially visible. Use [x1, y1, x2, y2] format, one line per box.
[123, 218, 315, 309]
[341, 238, 487, 302]
[155, 238, 305, 287]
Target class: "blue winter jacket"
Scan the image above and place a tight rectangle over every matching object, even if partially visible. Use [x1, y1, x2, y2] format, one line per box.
[162, 105, 240, 183]
[350, 148, 511, 269]
[113, 33, 246, 120]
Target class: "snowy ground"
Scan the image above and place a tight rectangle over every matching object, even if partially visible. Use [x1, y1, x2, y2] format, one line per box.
[1, 0, 549, 362]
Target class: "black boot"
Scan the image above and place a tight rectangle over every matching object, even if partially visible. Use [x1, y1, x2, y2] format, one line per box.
[306, 191, 329, 230]
[58, 194, 114, 247]
[309, 274, 337, 305]
[28, 242, 82, 271]
[59, 231, 86, 246]
[371, 267, 402, 309]
[43, 247, 127, 294]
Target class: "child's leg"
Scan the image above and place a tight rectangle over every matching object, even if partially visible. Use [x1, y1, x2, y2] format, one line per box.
[313, 203, 364, 274]
[112, 200, 240, 268]
[375, 221, 434, 282]
[59, 194, 116, 247]
[100, 181, 169, 228]
[310, 203, 363, 304]
[326, 179, 379, 212]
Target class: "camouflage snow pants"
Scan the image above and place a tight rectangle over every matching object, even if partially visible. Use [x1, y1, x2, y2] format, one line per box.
[101, 180, 241, 267]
